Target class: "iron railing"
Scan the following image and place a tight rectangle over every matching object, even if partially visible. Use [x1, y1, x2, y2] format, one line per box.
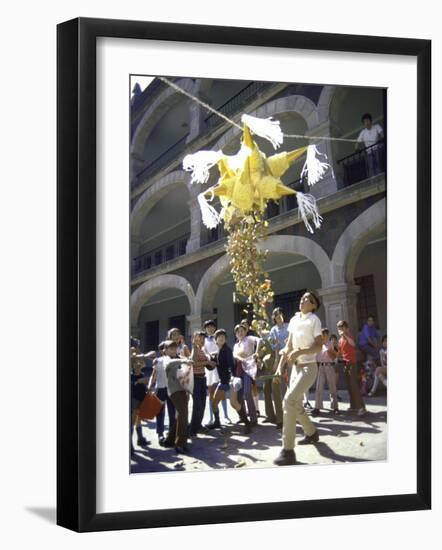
[133, 132, 190, 187]
[337, 141, 385, 187]
[132, 234, 190, 276]
[204, 81, 270, 130]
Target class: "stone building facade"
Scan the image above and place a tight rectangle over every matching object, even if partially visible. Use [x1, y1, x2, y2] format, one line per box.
[130, 77, 386, 350]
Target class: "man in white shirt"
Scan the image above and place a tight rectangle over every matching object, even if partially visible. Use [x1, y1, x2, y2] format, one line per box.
[273, 291, 323, 466]
[357, 113, 384, 177]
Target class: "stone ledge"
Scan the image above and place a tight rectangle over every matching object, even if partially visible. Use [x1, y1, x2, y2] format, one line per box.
[130, 175, 385, 289]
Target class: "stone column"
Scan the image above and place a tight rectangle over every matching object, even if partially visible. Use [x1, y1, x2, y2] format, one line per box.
[186, 85, 211, 143]
[130, 151, 146, 182]
[130, 326, 141, 340]
[186, 314, 204, 335]
[186, 195, 202, 253]
[317, 284, 360, 336]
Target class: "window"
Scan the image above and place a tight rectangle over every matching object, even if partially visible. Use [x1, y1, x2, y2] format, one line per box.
[234, 302, 253, 327]
[144, 320, 159, 353]
[165, 244, 175, 261]
[168, 315, 186, 339]
[273, 289, 306, 323]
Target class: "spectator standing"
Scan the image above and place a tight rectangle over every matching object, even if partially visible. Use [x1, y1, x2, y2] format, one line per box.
[189, 331, 215, 436]
[206, 329, 235, 430]
[312, 328, 340, 416]
[162, 340, 194, 453]
[337, 320, 367, 417]
[359, 314, 381, 364]
[148, 342, 175, 445]
[368, 335, 387, 396]
[273, 291, 323, 466]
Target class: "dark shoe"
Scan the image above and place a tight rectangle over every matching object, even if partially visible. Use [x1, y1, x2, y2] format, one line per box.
[158, 435, 166, 445]
[311, 408, 320, 417]
[206, 412, 221, 429]
[162, 439, 175, 448]
[332, 409, 340, 415]
[206, 420, 221, 429]
[303, 400, 313, 409]
[175, 445, 190, 454]
[262, 417, 276, 424]
[243, 423, 252, 435]
[297, 430, 319, 445]
[250, 420, 258, 426]
[276, 422, 283, 430]
[137, 436, 149, 448]
[273, 448, 296, 466]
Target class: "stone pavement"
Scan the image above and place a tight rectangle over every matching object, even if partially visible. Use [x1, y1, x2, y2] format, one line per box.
[130, 392, 387, 474]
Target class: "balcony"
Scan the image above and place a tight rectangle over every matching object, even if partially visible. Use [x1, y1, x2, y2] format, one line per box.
[132, 234, 190, 276]
[265, 178, 307, 219]
[133, 133, 190, 190]
[204, 81, 271, 131]
[337, 141, 386, 188]
[131, 81, 274, 194]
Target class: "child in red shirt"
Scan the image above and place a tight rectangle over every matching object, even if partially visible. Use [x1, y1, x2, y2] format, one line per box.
[337, 320, 367, 417]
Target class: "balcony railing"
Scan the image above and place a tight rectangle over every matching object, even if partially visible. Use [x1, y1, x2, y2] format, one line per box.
[133, 133, 190, 189]
[337, 141, 386, 187]
[202, 224, 226, 246]
[132, 234, 190, 276]
[265, 177, 307, 219]
[204, 82, 271, 131]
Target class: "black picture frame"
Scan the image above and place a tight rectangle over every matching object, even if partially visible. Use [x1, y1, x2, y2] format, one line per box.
[57, 17, 431, 532]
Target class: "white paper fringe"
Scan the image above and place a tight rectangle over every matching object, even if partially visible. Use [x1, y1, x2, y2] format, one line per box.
[296, 192, 323, 234]
[301, 145, 330, 186]
[183, 150, 223, 184]
[225, 144, 251, 171]
[197, 192, 221, 229]
[241, 114, 284, 149]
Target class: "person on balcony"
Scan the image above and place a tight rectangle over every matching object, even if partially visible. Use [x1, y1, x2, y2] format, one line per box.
[356, 113, 384, 177]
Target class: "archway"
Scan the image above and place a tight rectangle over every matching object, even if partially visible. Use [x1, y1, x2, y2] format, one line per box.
[194, 235, 332, 339]
[331, 198, 386, 285]
[131, 274, 196, 350]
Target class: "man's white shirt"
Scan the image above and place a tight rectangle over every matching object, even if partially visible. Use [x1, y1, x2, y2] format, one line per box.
[287, 312, 322, 364]
[357, 124, 383, 148]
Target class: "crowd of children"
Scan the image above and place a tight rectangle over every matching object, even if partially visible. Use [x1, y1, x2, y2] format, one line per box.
[130, 301, 387, 465]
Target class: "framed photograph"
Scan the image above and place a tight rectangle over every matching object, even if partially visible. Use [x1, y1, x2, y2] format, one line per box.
[57, 17, 431, 532]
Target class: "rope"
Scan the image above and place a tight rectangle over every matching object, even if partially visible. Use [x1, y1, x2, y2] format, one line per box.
[158, 76, 360, 144]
